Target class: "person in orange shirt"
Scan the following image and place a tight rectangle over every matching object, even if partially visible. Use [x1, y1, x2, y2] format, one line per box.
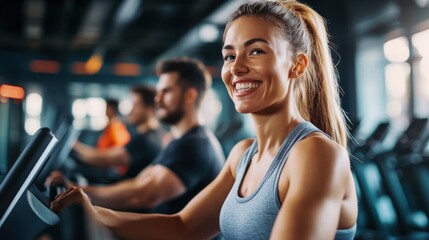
[72, 86, 164, 179]
[96, 99, 131, 150]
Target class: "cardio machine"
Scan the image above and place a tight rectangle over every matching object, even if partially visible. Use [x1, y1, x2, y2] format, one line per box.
[0, 128, 59, 239]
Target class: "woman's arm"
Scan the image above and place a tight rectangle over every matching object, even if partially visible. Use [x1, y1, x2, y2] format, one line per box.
[52, 139, 253, 240]
[99, 161, 235, 240]
[270, 136, 351, 239]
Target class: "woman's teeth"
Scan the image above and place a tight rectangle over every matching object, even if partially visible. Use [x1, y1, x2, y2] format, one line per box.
[235, 82, 259, 91]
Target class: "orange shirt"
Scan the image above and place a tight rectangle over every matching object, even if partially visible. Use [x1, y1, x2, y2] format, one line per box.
[96, 118, 131, 149]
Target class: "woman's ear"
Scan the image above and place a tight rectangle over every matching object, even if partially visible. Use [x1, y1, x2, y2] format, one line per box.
[289, 53, 308, 78]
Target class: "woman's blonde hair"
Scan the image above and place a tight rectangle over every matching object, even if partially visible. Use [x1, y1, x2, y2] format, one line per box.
[224, 0, 348, 148]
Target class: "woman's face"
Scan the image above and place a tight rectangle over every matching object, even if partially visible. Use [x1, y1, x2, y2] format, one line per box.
[221, 16, 295, 114]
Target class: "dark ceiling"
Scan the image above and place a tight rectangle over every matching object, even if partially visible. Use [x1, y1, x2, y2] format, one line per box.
[0, 0, 233, 66]
[0, 0, 427, 79]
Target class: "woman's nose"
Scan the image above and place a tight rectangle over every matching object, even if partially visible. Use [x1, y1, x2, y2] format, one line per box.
[230, 55, 249, 76]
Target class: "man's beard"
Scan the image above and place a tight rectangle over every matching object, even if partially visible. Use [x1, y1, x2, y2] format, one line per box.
[158, 96, 185, 125]
[160, 106, 185, 125]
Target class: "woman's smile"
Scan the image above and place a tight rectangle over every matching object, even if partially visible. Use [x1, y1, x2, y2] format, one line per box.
[233, 80, 262, 97]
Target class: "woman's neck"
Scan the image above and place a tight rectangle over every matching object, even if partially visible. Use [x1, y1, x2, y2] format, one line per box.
[251, 102, 304, 158]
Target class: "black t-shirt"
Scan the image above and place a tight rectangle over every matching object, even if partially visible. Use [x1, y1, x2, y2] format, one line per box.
[125, 128, 164, 178]
[151, 125, 225, 214]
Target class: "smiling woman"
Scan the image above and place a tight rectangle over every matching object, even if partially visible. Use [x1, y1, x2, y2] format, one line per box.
[48, 1, 357, 239]
[218, 1, 356, 239]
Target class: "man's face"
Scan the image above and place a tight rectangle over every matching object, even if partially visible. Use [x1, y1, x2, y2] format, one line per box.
[155, 72, 186, 125]
[127, 93, 147, 125]
[105, 105, 116, 119]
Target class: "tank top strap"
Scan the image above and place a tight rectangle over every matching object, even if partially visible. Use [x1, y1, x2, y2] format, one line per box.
[273, 121, 323, 168]
[271, 121, 324, 203]
[237, 122, 324, 180]
[235, 139, 259, 178]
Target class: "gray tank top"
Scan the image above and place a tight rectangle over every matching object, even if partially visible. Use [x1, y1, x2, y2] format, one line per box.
[219, 121, 356, 240]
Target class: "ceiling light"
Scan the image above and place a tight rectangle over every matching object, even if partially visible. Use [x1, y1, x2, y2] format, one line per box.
[415, 0, 429, 7]
[199, 24, 219, 43]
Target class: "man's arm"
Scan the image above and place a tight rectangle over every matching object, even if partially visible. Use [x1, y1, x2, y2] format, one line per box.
[73, 141, 130, 167]
[83, 164, 185, 210]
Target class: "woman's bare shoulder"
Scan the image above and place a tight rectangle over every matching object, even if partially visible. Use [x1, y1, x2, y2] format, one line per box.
[288, 133, 350, 179]
[296, 133, 348, 160]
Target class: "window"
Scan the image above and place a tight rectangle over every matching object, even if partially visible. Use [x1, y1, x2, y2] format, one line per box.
[412, 29, 429, 117]
[24, 93, 42, 135]
[383, 37, 411, 131]
[72, 97, 107, 130]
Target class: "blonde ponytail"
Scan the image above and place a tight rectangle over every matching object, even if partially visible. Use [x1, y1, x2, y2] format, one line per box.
[285, 1, 348, 147]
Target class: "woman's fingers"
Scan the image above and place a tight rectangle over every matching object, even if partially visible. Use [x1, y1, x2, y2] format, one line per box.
[50, 187, 73, 212]
[50, 186, 84, 212]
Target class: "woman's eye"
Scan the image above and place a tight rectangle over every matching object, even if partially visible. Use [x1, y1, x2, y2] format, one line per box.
[250, 49, 264, 55]
[223, 55, 235, 61]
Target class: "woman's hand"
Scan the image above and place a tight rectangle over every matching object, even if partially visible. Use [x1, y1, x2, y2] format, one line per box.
[50, 186, 90, 212]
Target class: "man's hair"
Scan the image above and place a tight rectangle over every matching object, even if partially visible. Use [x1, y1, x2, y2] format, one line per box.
[105, 99, 119, 113]
[130, 85, 156, 108]
[156, 58, 212, 106]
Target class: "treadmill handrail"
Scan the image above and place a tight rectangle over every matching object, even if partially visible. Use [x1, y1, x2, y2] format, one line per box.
[0, 128, 58, 228]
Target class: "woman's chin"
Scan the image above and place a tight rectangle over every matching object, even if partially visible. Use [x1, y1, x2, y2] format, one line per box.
[234, 105, 255, 114]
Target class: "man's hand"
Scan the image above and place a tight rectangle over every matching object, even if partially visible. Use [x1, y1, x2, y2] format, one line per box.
[44, 170, 74, 189]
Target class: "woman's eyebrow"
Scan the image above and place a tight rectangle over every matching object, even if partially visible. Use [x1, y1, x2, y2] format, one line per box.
[244, 38, 269, 47]
[222, 38, 269, 50]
